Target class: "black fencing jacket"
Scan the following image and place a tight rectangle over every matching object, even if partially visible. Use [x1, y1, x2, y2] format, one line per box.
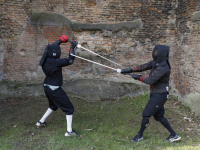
[42, 56, 74, 86]
[132, 45, 170, 94]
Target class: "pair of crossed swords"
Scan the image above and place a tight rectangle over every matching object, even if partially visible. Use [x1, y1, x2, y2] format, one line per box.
[71, 44, 122, 73]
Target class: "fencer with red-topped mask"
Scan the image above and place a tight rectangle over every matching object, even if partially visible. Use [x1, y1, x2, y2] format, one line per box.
[36, 35, 78, 136]
[121, 45, 181, 143]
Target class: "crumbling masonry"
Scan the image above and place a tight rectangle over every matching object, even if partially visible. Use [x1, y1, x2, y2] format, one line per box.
[1, 0, 200, 114]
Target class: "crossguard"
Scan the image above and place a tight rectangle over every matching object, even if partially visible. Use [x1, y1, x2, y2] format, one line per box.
[77, 44, 81, 48]
[117, 69, 121, 73]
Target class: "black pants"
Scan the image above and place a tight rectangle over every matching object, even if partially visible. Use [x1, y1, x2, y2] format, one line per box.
[138, 93, 176, 136]
[44, 86, 74, 115]
[142, 93, 168, 121]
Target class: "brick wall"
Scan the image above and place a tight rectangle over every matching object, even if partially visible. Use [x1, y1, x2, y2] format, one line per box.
[1, 0, 200, 99]
[170, 0, 200, 96]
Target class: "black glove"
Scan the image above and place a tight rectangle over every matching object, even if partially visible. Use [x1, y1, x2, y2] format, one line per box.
[71, 41, 78, 49]
[121, 67, 133, 74]
[69, 41, 78, 65]
[69, 41, 78, 56]
[69, 50, 75, 64]
[132, 74, 141, 80]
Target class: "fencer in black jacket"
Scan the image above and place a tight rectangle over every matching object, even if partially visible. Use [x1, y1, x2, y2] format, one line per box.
[36, 35, 78, 137]
[121, 45, 181, 143]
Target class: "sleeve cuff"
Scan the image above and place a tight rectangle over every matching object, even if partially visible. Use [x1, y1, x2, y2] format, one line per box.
[139, 76, 145, 82]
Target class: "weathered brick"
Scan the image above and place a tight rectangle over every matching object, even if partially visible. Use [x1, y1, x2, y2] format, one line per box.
[1, 0, 200, 99]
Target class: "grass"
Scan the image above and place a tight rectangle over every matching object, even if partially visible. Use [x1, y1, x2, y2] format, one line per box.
[0, 93, 200, 150]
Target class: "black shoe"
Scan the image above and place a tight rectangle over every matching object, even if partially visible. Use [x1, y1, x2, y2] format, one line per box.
[36, 121, 46, 127]
[65, 130, 79, 136]
[131, 134, 143, 142]
[166, 134, 181, 142]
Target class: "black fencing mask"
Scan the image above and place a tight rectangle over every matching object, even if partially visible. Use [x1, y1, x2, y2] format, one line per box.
[39, 44, 61, 66]
[47, 44, 61, 58]
[152, 47, 158, 61]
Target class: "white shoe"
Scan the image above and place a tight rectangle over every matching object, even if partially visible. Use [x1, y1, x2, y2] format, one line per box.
[166, 134, 181, 142]
[36, 121, 46, 127]
[65, 130, 78, 136]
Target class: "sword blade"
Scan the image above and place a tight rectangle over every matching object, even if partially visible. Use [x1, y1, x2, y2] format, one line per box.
[71, 54, 118, 71]
[77, 44, 122, 67]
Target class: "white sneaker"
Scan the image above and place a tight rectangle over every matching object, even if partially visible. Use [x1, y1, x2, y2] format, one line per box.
[166, 134, 181, 142]
[36, 121, 46, 127]
[131, 134, 144, 142]
[65, 130, 79, 136]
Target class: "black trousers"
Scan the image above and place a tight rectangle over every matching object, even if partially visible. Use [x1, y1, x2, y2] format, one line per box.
[142, 93, 168, 121]
[44, 86, 74, 115]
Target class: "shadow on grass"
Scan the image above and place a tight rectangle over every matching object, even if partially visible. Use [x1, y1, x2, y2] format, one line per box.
[0, 94, 200, 150]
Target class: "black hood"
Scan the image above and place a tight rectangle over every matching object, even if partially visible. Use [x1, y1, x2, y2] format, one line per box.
[47, 43, 61, 58]
[152, 45, 171, 69]
[39, 43, 61, 66]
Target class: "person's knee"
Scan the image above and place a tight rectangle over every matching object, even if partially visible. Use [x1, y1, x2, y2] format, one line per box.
[65, 105, 74, 115]
[70, 106, 74, 114]
[142, 117, 150, 124]
[142, 113, 150, 119]
[154, 116, 164, 122]
[50, 106, 58, 111]
[159, 117, 166, 123]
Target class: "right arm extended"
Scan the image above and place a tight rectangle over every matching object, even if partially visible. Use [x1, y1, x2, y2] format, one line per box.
[121, 61, 152, 74]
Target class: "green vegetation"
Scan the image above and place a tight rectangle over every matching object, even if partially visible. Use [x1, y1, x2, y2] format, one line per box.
[0, 94, 200, 150]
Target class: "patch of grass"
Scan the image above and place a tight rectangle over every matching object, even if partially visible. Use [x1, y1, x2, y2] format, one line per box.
[0, 94, 200, 150]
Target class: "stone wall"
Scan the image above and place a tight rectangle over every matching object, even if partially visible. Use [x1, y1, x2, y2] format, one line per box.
[1, 0, 174, 83]
[170, 1, 200, 96]
[1, 0, 200, 113]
